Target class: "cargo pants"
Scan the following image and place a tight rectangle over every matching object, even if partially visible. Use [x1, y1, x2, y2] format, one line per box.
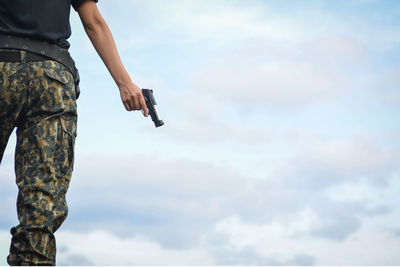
[0, 49, 77, 266]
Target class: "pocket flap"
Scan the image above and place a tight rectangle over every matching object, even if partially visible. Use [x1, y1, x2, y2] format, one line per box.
[60, 116, 77, 138]
[45, 69, 71, 84]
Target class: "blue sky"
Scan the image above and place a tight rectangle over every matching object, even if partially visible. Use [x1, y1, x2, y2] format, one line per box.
[1, 0, 400, 265]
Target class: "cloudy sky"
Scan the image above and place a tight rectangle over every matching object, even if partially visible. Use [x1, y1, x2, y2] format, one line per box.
[1, 0, 400, 265]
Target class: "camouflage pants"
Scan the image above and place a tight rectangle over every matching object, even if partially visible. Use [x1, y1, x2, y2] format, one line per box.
[0, 50, 77, 266]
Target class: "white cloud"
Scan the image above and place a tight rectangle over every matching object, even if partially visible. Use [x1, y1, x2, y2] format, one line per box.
[215, 211, 400, 265]
[105, 0, 400, 53]
[185, 33, 375, 110]
[118, 0, 301, 46]
[292, 135, 400, 180]
[0, 231, 10, 266]
[190, 53, 348, 108]
[56, 230, 215, 265]
[62, 132, 400, 241]
[327, 180, 385, 203]
[374, 66, 400, 105]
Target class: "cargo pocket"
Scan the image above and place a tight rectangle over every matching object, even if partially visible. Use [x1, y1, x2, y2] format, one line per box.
[58, 115, 77, 180]
[44, 66, 77, 113]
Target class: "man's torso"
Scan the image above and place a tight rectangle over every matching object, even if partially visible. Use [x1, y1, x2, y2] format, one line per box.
[0, 0, 72, 48]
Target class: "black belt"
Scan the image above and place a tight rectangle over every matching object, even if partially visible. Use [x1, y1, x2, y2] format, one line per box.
[0, 49, 50, 62]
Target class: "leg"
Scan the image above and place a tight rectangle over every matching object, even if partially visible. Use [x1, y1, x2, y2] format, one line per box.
[8, 114, 77, 266]
[7, 61, 77, 266]
[0, 61, 26, 164]
[0, 108, 15, 164]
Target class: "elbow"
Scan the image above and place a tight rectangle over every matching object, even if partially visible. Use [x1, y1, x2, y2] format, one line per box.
[83, 16, 107, 35]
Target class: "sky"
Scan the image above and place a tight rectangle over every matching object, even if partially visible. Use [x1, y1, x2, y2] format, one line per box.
[1, 0, 400, 265]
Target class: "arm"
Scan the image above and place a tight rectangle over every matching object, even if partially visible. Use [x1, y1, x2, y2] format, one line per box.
[77, 0, 148, 116]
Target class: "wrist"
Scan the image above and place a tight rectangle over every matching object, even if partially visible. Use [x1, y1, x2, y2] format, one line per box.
[116, 75, 133, 89]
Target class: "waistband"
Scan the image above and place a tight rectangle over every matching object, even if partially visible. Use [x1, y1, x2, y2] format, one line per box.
[0, 49, 49, 62]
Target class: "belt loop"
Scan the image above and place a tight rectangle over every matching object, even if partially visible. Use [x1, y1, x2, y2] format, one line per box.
[20, 50, 26, 63]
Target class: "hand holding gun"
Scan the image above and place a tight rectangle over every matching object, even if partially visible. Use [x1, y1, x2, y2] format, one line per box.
[142, 89, 164, 127]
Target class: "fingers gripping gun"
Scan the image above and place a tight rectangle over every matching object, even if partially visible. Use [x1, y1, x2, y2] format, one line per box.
[142, 89, 164, 127]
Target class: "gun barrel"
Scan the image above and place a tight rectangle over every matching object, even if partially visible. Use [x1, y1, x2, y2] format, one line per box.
[142, 88, 164, 127]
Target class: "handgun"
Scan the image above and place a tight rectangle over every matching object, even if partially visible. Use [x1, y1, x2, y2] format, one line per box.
[142, 88, 164, 127]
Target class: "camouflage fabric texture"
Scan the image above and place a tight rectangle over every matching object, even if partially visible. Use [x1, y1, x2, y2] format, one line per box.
[0, 50, 77, 266]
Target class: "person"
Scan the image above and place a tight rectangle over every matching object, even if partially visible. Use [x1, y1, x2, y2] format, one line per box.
[0, 0, 149, 265]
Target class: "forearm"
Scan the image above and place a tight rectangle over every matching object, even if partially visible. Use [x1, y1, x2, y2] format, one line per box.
[77, 1, 148, 115]
[82, 15, 131, 87]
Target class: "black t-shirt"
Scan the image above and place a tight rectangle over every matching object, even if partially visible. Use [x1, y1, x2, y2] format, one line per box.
[0, 0, 98, 49]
